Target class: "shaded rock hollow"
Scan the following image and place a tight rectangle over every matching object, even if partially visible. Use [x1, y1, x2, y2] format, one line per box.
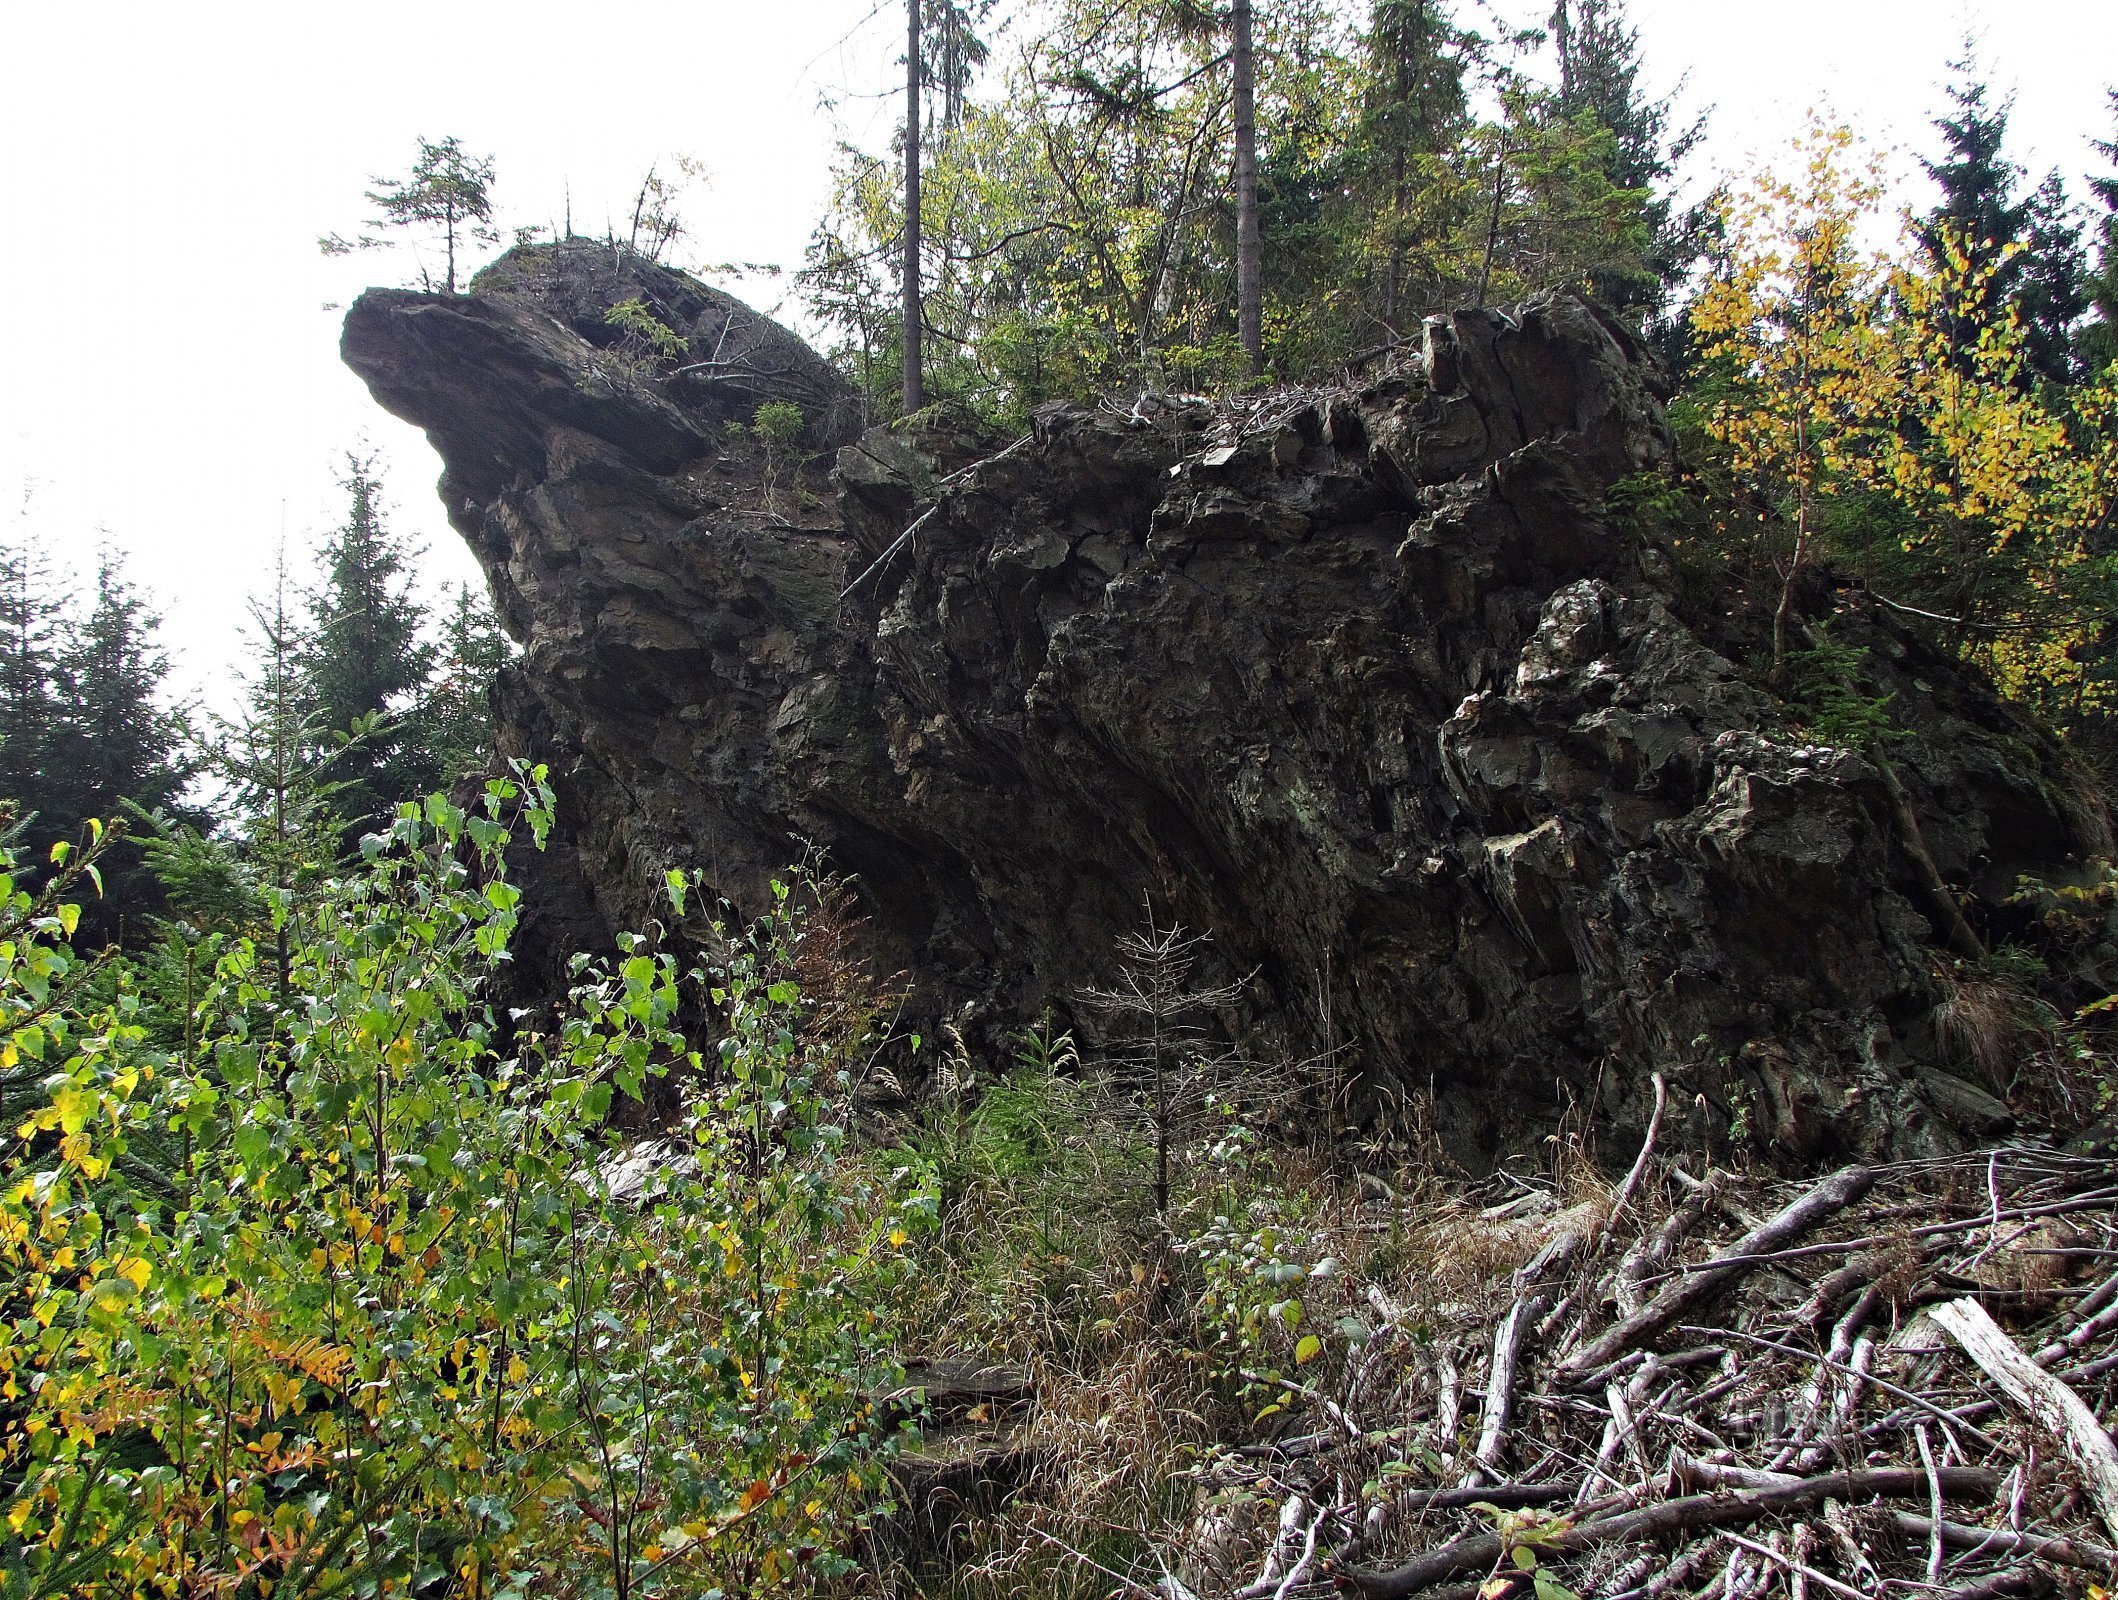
[343, 239, 2110, 1166]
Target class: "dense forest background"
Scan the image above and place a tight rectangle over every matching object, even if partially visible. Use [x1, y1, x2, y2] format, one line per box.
[5, 1, 2118, 1594]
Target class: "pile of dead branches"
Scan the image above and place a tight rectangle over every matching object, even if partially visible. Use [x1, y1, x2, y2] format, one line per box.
[1182, 1113, 2118, 1600]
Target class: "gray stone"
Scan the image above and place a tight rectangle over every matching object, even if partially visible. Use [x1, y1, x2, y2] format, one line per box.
[341, 245, 2111, 1169]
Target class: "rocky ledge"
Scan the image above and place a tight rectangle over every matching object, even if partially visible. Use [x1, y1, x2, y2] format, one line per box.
[343, 239, 2112, 1167]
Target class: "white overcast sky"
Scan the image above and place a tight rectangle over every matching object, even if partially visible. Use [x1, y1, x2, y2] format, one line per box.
[2, 0, 2114, 711]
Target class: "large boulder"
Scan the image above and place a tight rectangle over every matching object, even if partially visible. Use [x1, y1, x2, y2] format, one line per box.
[343, 244, 2111, 1166]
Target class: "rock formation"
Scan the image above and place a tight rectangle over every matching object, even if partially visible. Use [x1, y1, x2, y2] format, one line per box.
[343, 239, 2111, 1166]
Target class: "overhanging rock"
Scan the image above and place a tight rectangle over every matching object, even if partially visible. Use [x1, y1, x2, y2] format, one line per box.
[343, 239, 2112, 1167]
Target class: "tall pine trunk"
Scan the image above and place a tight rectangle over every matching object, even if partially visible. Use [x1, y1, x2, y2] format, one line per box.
[1232, 0, 1262, 374]
[903, 0, 926, 414]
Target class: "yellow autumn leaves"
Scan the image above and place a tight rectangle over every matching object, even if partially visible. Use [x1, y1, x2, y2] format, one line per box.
[1691, 118, 2118, 717]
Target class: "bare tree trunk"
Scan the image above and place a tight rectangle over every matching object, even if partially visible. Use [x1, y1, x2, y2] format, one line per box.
[1771, 414, 1810, 685]
[903, 0, 926, 414]
[942, 1, 963, 131]
[1551, 0, 1575, 108]
[1232, 0, 1262, 374]
[1474, 134, 1508, 308]
[1383, 6, 1416, 326]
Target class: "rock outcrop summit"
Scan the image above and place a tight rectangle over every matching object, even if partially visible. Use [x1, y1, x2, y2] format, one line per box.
[344, 239, 2110, 1165]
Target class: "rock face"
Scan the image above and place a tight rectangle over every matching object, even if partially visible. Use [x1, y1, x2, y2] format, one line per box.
[343, 241, 2109, 1166]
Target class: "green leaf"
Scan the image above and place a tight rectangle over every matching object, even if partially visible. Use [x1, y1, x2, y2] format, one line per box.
[1294, 1334, 1322, 1365]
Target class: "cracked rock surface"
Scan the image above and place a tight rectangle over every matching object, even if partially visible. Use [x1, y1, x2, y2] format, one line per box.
[343, 240, 2110, 1166]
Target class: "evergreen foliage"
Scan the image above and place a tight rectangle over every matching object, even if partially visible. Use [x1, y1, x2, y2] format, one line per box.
[321, 135, 499, 295]
[294, 453, 438, 836]
[801, 0, 1668, 424]
[2082, 89, 2118, 373]
[0, 529, 70, 848]
[1549, 0, 1702, 327]
[1917, 55, 2088, 387]
[423, 582, 515, 782]
[0, 533, 192, 944]
[48, 556, 194, 941]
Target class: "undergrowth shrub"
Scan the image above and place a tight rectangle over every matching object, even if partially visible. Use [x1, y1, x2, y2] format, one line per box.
[0, 769, 934, 1599]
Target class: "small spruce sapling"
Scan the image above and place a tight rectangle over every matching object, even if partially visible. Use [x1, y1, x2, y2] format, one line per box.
[321, 135, 499, 294]
[749, 400, 807, 518]
[602, 295, 689, 375]
[1080, 901, 1252, 1219]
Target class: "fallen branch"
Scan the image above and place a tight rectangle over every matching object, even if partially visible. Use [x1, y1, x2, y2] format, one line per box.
[1719, 1528, 1868, 1600]
[1472, 1229, 1583, 1476]
[1681, 1324, 2004, 1450]
[1334, 1467, 2000, 1599]
[1606, 1073, 1667, 1230]
[1884, 1511, 2118, 1572]
[1558, 1166, 1877, 1384]
[1935, 1570, 2057, 1600]
[1930, 1296, 2118, 1543]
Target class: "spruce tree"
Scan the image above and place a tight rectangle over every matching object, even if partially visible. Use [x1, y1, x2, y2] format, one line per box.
[1919, 55, 2086, 387]
[1547, 0, 1701, 327]
[1363, 0, 1471, 327]
[296, 452, 438, 832]
[2018, 171, 2089, 384]
[0, 534, 192, 944]
[422, 582, 514, 783]
[321, 136, 499, 295]
[54, 552, 190, 825]
[0, 527, 67, 845]
[212, 548, 349, 1000]
[50, 552, 193, 942]
[1233, 0, 1262, 371]
[902, 0, 924, 412]
[2081, 89, 2118, 373]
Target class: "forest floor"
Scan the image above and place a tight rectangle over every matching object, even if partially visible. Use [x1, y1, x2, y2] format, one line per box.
[863, 1084, 2118, 1600]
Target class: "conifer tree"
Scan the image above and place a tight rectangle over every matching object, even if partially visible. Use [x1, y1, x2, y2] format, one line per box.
[1547, 0, 1700, 325]
[50, 552, 193, 942]
[0, 533, 192, 943]
[214, 548, 349, 1000]
[2081, 89, 2118, 373]
[0, 524, 67, 845]
[927, 0, 992, 133]
[1233, 0, 1263, 371]
[1363, 0, 1471, 328]
[2018, 170, 2090, 385]
[321, 136, 499, 294]
[423, 582, 515, 782]
[53, 553, 190, 824]
[1918, 56, 2086, 387]
[296, 453, 437, 831]
[903, 0, 925, 413]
